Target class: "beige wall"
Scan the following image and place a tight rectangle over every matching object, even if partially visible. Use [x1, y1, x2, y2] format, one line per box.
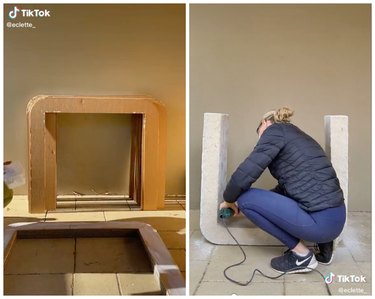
[190, 4, 371, 211]
[4, 4, 186, 196]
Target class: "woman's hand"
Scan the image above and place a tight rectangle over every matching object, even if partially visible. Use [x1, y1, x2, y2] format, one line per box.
[219, 201, 240, 216]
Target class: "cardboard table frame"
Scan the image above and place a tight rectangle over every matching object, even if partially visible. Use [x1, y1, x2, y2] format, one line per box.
[4, 221, 185, 296]
[27, 95, 166, 213]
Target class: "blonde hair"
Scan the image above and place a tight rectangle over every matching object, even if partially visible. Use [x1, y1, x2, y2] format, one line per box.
[264, 107, 294, 123]
[256, 107, 294, 133]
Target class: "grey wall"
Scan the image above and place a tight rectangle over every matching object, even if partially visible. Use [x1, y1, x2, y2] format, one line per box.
[4, 4, 186, 196]
[190, 4, 371, 211]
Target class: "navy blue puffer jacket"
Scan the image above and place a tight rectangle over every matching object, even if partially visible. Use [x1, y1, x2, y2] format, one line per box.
[223, 123, 344, 212]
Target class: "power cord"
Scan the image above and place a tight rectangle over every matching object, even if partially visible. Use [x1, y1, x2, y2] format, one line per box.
[221, 216, 332, 295]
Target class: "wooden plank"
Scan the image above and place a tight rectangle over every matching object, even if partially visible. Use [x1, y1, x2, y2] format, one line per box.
[45, 113, 57, 210]
[27, 95, 48, 213]
[139, 224, 185, 295]
[129, 114, 143, 206]
[156, 103, 167, 209]
[129, 115, 137, 202]
[141, 110, 156, 211]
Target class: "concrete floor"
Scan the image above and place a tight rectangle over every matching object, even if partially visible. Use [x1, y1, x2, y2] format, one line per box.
[4, 195, 186, 295]
[190, 210, 371, 296]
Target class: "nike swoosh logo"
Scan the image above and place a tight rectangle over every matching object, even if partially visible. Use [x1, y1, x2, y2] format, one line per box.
[296, 256, 312, 266]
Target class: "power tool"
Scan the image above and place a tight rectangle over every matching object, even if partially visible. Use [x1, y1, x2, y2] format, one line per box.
[219, 207, 235, 219]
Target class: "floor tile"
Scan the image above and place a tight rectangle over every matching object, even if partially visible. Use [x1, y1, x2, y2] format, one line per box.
[4, 274, 73, 295]
[341, 212, 371, 262]
[73, 273, 120, 295]
[160, 203, 185, 211]
[283, 268, 327, 283]
[285, 281, 329, 295]
[5, 238, 75, 274]
[117, 273, 163, 295]
[106, 210, 186, 218]
[189, 260, 209, 295]
[344, 243, 372, 263]
[328, 282, 371, 296]
[189, 209, 200, 231]
[4, 216, 46, 227]
[54, 206, 77, 213]
[322, 247, 364, 275]
[45, 211, 106, 222]
[194, 281, 284, 295]
[308, 248, 371, 295]
[4, 195, 46, 225]
[204, 245, 284, 283]
[75, 237, 152, 273]
[4, 195, 32, 215]
[357, 262, 372, 279]
[104, 210, 185, 231]
[189, 230, 215, 261]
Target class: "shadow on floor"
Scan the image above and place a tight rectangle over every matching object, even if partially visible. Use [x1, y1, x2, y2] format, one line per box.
[4, 216, 54, 226]
[108, 216, 185, 248]
[108, 216, 185, 230]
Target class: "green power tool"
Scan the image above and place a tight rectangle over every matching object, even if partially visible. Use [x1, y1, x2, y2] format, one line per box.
[219, 208, 235, 219]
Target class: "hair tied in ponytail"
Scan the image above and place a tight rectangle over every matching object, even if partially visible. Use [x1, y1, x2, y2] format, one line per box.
[274, 107, 294, 123]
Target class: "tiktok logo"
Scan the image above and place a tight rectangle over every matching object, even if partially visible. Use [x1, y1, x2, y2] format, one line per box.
[8, 6, 51, 19]
[325, 272, 336, 284]
[9, 6, 20, 19]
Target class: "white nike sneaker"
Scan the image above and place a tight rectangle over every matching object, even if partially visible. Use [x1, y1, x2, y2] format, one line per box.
[271, 250, 318, 274]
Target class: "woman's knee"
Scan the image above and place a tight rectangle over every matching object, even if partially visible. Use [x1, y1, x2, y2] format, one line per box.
[237, 188, 262, 211]
[236, 191, 250, 210]
[237, 196, 247, 210]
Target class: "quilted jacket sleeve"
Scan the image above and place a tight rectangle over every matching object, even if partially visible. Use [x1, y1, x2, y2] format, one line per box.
[223, 124, 285, 203]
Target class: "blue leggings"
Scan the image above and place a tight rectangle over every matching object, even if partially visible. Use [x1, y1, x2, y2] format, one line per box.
[237, 188, 346, 249]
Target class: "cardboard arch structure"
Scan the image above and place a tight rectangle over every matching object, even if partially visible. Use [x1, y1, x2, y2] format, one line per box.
[27, 95, 166, 213]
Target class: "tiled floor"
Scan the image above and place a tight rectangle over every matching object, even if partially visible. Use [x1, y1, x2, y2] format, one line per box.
[4, 195, 186, 295]
[190, 210, 372, 296]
